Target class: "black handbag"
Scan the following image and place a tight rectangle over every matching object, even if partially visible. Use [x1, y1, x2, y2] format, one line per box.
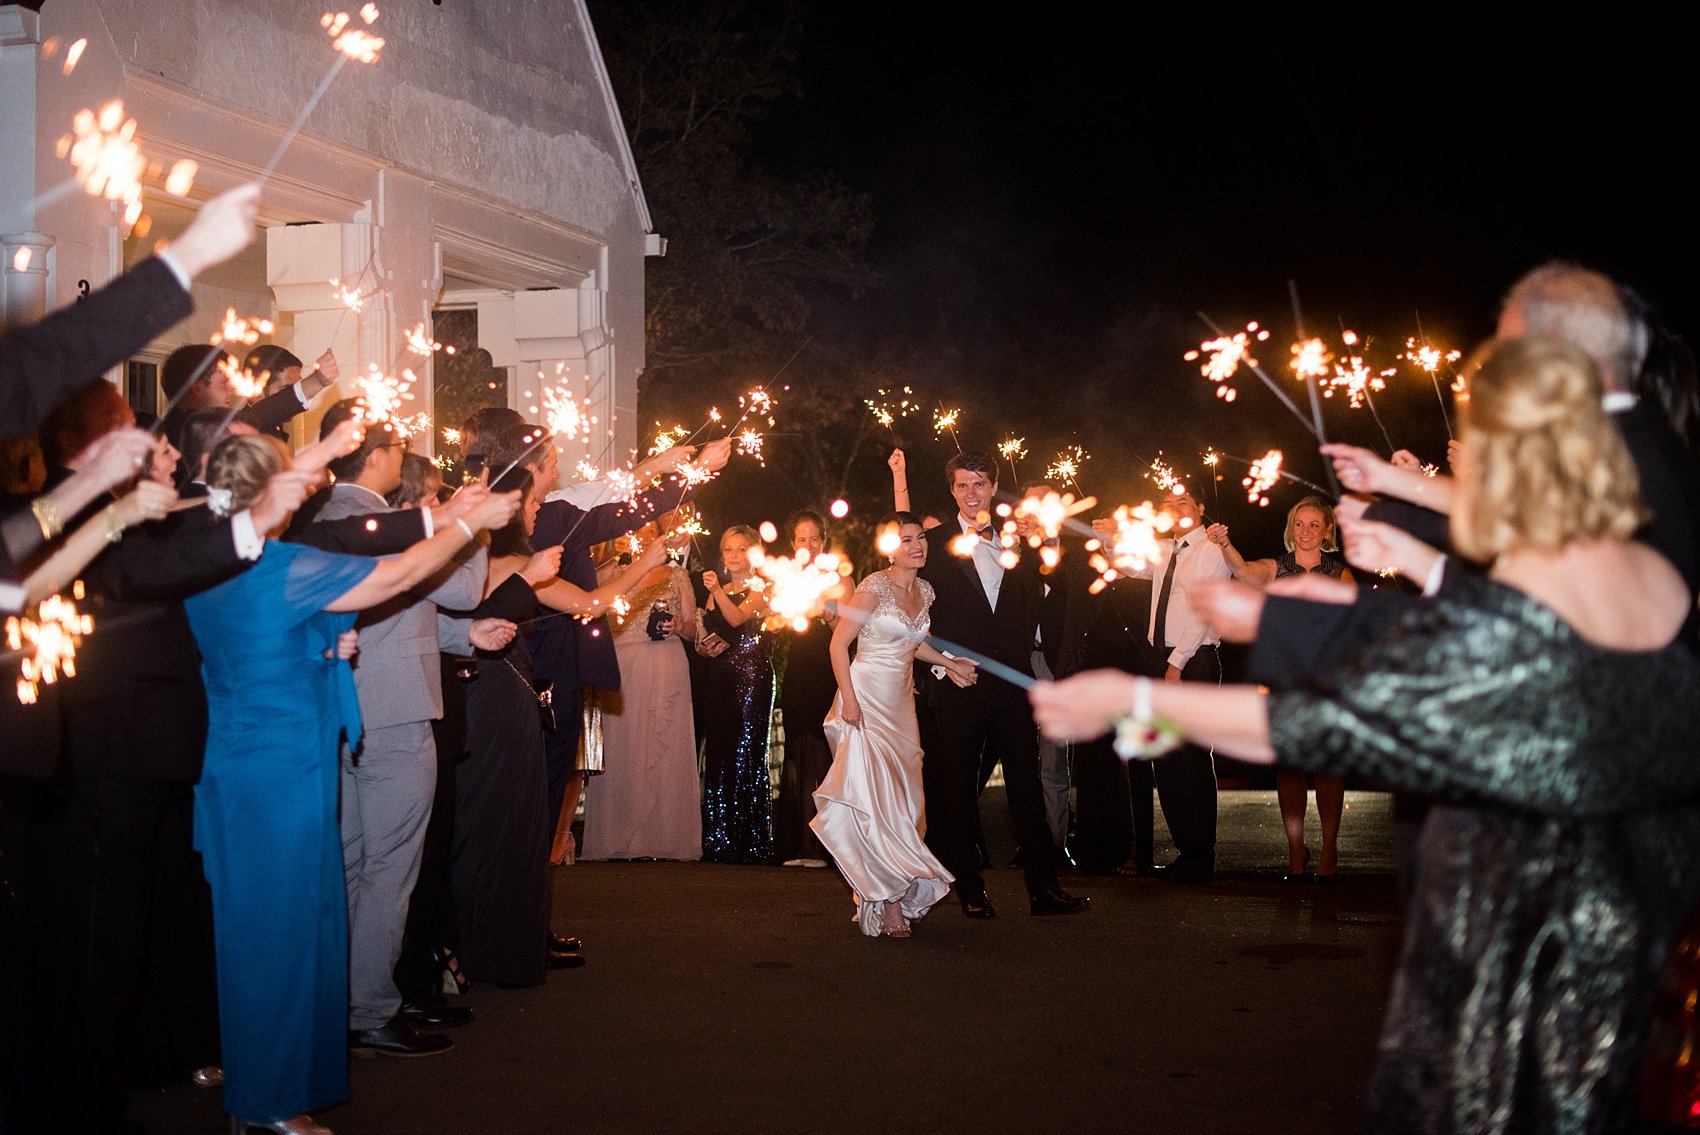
[503, 658, 557, 735]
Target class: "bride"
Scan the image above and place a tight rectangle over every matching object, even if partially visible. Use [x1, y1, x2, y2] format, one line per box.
[810, 512, 978, 938]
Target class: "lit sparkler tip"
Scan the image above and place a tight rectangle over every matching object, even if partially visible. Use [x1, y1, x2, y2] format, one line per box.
[1289, 337, 1332, 381]
[441, 427, 462, 446]
[1243, 449, 1283, 506]
[998, 437, 1028, 461]
[932, 407, 961, 436]
[164, 158, 197, 197]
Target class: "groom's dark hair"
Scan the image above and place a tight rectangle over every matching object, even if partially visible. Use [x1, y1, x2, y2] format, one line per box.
[945, 451, 997, 485]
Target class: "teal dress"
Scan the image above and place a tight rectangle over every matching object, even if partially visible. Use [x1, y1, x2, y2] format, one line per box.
[185, 540, 374, 1125]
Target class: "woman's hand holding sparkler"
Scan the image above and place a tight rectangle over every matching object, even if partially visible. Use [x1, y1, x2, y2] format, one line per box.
[1320, 443, 1454, 514]
[468, 618, 517, 652]
[696, 438, 733, 472]
[1388, 449, 1423, 473]
[520, 546, 564, 586]
[164, 183, 261, 281]
[112, 480, 177, 529]
[1338, 516, 1443, 589]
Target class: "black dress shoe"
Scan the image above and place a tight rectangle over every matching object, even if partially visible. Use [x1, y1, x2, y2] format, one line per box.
[961, 892, 997, 919]
[547, 950, 587, 970]
[1156, 856, 1215, 884]
[348, 1016, 452, 1057]
[400, 995, 474, 1028]
[1030, 887, 1090, 916]
[548, 933, 582, 953]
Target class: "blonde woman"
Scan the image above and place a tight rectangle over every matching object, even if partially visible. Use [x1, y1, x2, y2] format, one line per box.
[1208, 498, 1352, 881]
[698, 525, 775, 862]
[1031, 338, 1700, 1131]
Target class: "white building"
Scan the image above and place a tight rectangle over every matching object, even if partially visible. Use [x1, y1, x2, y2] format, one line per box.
[1, 0, 659, 460]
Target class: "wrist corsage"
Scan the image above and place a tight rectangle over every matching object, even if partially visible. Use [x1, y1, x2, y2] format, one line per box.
[1112, 676, 1184, 760]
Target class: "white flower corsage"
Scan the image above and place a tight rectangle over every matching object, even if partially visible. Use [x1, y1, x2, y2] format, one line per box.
[206, 486, 234, 517]
[1111, 676, 1184, 760]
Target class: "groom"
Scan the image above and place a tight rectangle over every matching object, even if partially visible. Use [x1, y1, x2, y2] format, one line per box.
[919, 451, 1090, 918]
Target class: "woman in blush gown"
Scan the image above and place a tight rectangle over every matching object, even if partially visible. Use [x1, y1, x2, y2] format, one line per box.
[811, 513, 978, 938]
[583, 521, 703, 861]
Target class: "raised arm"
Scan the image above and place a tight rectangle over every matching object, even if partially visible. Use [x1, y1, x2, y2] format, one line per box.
[534, 535, 677, 615]
[1, 428, 157, 566]
[701, 569, 765, 628]
[1323, 443, 1455, 515]
[22, 483, 177, 604]
[1205, 524, 1276, 587]
[889, 449, 911, 512]
[327, 491, 520, 613]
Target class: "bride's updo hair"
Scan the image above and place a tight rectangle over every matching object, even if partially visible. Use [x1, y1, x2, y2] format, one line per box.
[879, 511, 923, 531]
[205, 434, 291, 513]
[1451, 336, 1647, 561]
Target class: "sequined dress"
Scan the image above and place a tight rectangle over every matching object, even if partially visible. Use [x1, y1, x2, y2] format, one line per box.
[1267, 574, 1700, 1133]
[700, 585, 775, 863]
[811, 572, 953, 934]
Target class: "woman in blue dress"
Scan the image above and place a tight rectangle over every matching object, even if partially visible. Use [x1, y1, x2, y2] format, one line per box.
[184, 430, 519, 1135]
[697, 524, 775, 863]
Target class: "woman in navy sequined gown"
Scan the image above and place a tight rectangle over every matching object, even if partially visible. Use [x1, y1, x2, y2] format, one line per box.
[698, 525, 774, 863]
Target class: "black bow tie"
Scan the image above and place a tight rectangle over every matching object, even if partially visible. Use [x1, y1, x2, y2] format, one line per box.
[975, 526, 995, 540]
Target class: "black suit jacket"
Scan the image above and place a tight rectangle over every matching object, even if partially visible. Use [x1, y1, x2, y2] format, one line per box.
[0, 257, 191, 439]
[918, 521, 1043, 680]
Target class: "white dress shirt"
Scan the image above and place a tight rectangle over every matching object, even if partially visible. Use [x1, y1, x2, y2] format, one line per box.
[958, 514, 1003, 609]
[1136, 528, 1229, 670]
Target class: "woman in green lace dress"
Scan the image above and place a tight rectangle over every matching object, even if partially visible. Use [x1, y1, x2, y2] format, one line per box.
[1031, 337, 1700, 1132]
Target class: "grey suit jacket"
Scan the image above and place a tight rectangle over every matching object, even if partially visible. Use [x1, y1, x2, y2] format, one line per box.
[312, 483, 487, 730]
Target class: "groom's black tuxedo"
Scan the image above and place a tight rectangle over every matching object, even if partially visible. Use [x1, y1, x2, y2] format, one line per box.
[918, 520, 1061, 901]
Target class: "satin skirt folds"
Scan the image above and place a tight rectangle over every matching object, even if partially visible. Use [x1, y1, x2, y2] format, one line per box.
[811, 650, 953, 935]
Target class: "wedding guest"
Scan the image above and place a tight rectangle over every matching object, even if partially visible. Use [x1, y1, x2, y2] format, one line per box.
[240, 344, 339, 439]
[390, 452, 446, 509]
[1124, 489, 1229, 883]
[177, 407, 259, 498]
[1033, 337, 1700, 1131]
[185, 427, 520, 1135]
[158, 343, 320, 463]
[451, 467, 673, 984]
[308, 402, 489, 1055]
[699, 525, 776, 864]
[772, 509, 843, 868]
[582, 520, 703, 861]
[1208, 498, 1352, 882]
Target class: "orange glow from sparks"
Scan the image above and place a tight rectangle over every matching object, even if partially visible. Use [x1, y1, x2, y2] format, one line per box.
[164, 159, 197, 196]
[1289, 337, 1331, 381]
[8, 594, 93, 705]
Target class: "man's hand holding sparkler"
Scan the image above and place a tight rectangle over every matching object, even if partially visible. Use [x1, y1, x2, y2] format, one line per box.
[696, 437, 733, 472]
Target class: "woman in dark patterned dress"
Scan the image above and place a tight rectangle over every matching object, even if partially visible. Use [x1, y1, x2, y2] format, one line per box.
[1033, 338, 1700, 1132]
[698, 525, 775, 863]
[1209, 496, 1353, 880]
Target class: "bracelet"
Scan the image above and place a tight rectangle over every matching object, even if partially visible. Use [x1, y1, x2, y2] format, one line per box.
[102, 504, 124, 544]
[30, 497, 62, 541]
[455, 518, 474, 540]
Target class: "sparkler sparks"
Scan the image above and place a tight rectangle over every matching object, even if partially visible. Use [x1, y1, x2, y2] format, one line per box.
[864, 387, 919, 430]
[1044, 446, 1089, 489]
[998, 437, 1028, 461]
[393, 412, 432, 440]
[650, 425, 689, 455]
[1402, 338, 1460, 373]
[1085, 503, 1175, 594]
[933, 407, 961, 437]
[574, 459, 600, 482]
[352, 364, 414, 428]
[540, 383, 591, 442]
[8, 594, 93, 705]
[1148, 454, 1184, 494]
[57, 100, 146, 227]
[329, 278, 366, 313]
[212, 308, 274, 348]
[1243, 449, 1283, 506]
[736, 429, 765, 465]
[1185, 322, 1269, 401]
[217, 356, 270, 400]
[403, 322, 454, 357]
[441, 428, 462, 447]
[164, 159, 198, 197]
[752, 547, 853, 633]
[322, 6, 386, 63]
[1289, 337, 1332, 381]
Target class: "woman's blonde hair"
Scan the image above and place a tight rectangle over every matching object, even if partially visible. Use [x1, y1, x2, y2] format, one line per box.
[1451, 337, 1646, 561]
[1283, 495, 1338, 554]
[206, 434, 290, 513]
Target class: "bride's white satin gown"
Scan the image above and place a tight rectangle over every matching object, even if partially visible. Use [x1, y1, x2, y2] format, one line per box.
[810, 573, 954, 936]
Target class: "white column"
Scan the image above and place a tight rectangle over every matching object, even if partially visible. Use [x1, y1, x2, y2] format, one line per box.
[267, 222, 373, 447]
[0, 232, 52, 331]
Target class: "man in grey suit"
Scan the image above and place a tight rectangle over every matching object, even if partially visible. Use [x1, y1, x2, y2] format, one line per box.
[311, 401, 488, 1057]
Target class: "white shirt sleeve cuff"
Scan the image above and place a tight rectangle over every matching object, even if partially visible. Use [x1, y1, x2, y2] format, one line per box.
[0, 580, 26, 614]
[421, 508, 435, 539]
[231, 510, 265, 560]
[155, 249, 193, 292]
[290, 380, 313, 410]
[1421, 553, 1448, 597]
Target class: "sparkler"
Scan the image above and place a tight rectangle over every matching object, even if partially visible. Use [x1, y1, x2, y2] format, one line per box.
[403, 322, 454, 357]
[258, 6, 385, 184]
[1288, 281, 1341, 498]
[1185, 321, 1271, 402]
[441, 427, 462, 446]
[150, 309, 276, 437]
[1195, 314, 1318, 439]
[204, 359, 274, 449]
[1148, 453, 1184, 495]
[1012, 490, 1097, 571]
[7, 594, 93, 705]
[540, 382, 592, 442]
[1202, 447, 1222, 505]
[1243, 450, 1284, 506]
[1407, 314, 1463, 438]
[1085, 502, 1174, 594]
[1327, 328, 1395, 453]
[865, 387, 921, 432]
[933, 405, 962, 452]
[352, 364, 415, 428]
[52, 100, 146, 228]
[1045, 445, 1089, 494]
[998, 437, 1027, 484]
[650, 425, 690, 456]
[736, 428, 765, 466]
[751, 546, 854, 632]
[574, 458, 600, 481]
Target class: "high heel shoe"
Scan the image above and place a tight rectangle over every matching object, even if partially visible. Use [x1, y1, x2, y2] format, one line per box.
[1281, 846, 1312, 884]
[435, 945, 470, 994]
[230, 1114, 333, 1135]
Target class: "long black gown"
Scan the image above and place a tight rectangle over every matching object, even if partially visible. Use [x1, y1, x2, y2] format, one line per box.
[450, 575, 550, 986]
[774, 616, 837, 863]
[1266, 574, 1700, 1132]
[700, 587, 774, 864]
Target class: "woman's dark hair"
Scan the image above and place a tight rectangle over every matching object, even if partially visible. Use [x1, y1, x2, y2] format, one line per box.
[787, 508, 826, 540]
[484, 421, 552, 491]
[488, 471, 536, 558]
[388, 452, 438, 508]
[459, 406, 527, 475]
[879, 511, 923, 531]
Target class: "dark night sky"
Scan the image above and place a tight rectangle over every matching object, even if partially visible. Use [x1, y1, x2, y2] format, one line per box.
[707, 7, 1696, 542]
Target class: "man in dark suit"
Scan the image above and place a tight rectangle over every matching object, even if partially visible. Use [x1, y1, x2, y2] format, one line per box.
[917, 451, 1088, 918]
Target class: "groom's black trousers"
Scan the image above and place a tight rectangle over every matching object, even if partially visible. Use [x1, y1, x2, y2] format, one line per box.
[924, 676, 1059, 900]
